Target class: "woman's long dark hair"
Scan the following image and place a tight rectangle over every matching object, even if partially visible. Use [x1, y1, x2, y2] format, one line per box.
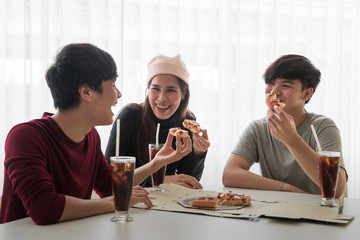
[136, 77, 192, 165]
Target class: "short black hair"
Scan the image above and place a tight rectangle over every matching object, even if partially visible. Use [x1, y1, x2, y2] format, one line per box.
[46, 43, 118, 110]
[263, 54, 321, 103]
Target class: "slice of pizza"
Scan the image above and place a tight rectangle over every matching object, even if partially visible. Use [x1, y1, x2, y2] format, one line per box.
[216, 191, 251, 206]
[169, 127, 189, 138]
[190, 197, 217, 208]
[169, 127, 181, 136]
[182, 119, 201, 134]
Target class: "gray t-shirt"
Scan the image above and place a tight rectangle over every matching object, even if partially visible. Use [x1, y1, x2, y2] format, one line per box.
[232, 112, 345, 194]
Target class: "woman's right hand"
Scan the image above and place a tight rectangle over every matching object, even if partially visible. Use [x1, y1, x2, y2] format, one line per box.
[153, 132, 192, 167]
[133, 132, 192, 186]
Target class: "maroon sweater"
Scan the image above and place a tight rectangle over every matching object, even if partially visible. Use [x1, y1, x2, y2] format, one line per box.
[0, 113, 112, 225]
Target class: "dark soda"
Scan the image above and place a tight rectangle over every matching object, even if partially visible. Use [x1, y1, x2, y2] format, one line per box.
[149, 144, 165, 188]
[318, 154, 340, 199]
[111, 161, 134, 212]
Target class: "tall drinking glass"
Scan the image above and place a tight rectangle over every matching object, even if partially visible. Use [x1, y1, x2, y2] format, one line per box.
[318, 151, 340, 207]
[110, 156, 135, 222]
[149, 143, 166, 191]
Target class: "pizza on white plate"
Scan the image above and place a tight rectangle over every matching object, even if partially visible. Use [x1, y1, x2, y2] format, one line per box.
[216, 191, 251, 206]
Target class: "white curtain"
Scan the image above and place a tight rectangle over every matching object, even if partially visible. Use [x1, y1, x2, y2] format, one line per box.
[1, 0, 360, 198]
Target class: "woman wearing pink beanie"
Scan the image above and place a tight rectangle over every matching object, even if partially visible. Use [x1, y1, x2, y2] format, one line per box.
[105, 54, 210, 189]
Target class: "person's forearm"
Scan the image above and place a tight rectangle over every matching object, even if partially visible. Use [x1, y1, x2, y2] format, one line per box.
[223, 168, 306, 193]
[59, 196, 114, 222]
[285, 135, 346, 197]
[285, 134, 322, 186]
[134, 160, 160, 186]
[223, 167, 284, 191]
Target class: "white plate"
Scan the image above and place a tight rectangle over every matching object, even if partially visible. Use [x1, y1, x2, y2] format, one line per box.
[177, 196, 250, 211]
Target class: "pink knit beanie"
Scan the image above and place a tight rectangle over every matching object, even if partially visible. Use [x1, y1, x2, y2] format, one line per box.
[147, 54, 189, 86]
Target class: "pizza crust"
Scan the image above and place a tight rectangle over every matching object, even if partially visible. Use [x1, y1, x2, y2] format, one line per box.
[190, 197, 217, 208]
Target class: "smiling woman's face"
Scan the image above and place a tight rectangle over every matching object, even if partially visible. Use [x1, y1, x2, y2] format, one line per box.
[148, 74, 183, 120]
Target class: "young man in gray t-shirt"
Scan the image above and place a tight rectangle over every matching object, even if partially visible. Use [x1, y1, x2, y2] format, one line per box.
[222, 54, 347, 197]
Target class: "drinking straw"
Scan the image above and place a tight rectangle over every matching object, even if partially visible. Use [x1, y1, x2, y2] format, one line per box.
[310, 124, 322, 152]
[156, 123, 160, 147]
[116, 119, 120, 158]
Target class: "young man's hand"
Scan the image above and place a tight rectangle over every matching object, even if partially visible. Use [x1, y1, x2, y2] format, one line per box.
[267, 106, 298, 146]
[130, 185, 153, 208]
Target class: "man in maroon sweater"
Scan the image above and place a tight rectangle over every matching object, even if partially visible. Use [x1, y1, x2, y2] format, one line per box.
[0, 43, 192, 225]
